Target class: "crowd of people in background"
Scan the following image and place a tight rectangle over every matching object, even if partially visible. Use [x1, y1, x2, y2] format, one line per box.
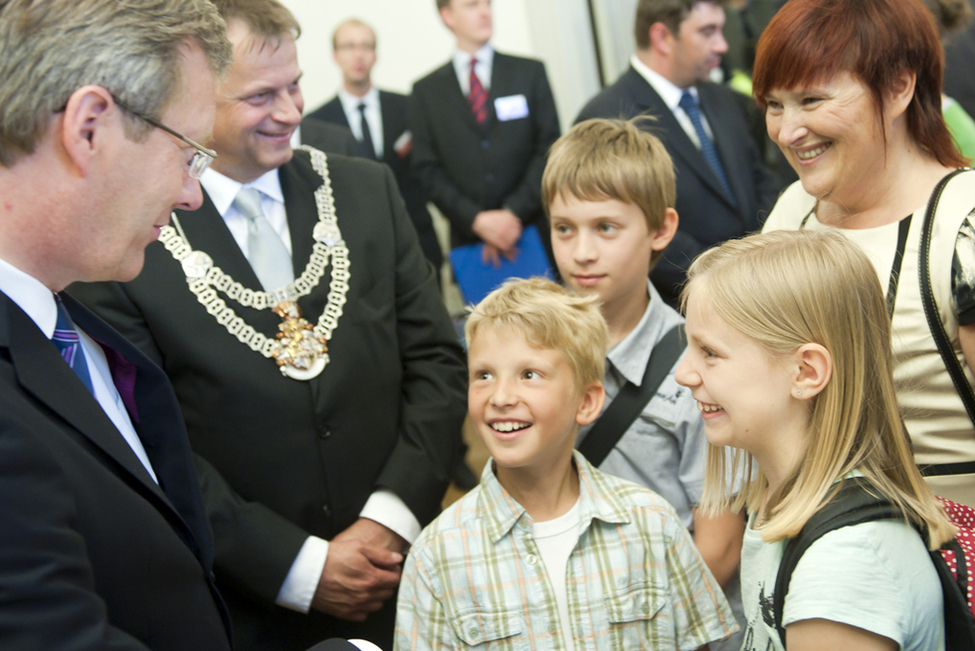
[1, 0, 975, 650]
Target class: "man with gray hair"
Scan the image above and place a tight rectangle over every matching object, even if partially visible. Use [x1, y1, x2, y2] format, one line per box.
[71, 0, 468, 649]
[0, 0, 234, 649]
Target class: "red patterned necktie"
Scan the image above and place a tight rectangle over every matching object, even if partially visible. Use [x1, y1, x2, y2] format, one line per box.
[468, 58, 488, 124]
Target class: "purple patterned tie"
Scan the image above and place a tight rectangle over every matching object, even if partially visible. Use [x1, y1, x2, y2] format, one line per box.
[52, 296, 95, 394]
[468, 59, 488, 125]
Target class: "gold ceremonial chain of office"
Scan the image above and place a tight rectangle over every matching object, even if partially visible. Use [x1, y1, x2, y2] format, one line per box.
[158, 145, 349, 380]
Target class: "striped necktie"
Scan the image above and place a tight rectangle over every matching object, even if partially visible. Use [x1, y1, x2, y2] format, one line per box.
[468, 58, 488, 125]
[52, 296, 94, 395]
[678, 90, 736, 206]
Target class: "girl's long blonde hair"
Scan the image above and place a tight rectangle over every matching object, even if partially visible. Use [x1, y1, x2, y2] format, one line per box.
[686, 230, 954, 548]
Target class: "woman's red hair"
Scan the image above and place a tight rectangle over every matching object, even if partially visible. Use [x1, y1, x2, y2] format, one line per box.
[753, 0, 967, 167]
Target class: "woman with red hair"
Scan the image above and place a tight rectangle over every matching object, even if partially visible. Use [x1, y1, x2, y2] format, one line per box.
[760, 0, 975, 511]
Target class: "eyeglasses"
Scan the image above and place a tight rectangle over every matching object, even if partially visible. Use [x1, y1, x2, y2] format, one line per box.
[334, 42, 376, 53]
[112, 95, 217, 179]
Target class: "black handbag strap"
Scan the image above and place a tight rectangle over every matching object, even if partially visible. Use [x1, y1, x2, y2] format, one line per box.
[918, 169, 975, 431]
[578, 324, 685, 467]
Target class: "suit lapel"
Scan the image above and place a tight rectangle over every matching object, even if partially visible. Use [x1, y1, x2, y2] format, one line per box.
[379, 91, 400, 162]
[437, 61, 482, 132]
[280, 152, 321, 272]
[3, 295, 171, 504]
[174, 192, 265, 291]
[698, 85, 749, 220]
[62, 293, 212, 562]
[324, 97, 351, 129]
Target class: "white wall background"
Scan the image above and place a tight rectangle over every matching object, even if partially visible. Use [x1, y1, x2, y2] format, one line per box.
[280, 0, 601, 130]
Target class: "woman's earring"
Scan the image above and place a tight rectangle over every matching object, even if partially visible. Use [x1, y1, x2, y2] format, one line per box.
[795, 389, 803, 397]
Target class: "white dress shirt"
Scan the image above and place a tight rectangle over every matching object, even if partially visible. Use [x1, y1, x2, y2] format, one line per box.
[630, 54, 715, 149]
[339, 86, 384, 159]
[452, 43, 494, 96]
[0, 257, 158, 484]
[199, 167, 422, 612]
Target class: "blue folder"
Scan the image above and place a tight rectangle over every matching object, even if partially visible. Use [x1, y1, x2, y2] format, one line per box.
[449, 225, 554, 306]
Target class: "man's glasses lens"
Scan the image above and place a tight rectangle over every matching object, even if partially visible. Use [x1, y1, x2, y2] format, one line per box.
[189, 151, 213, 179]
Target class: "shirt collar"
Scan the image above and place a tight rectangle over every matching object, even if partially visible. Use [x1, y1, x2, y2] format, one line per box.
[608, 281, 670, 385]
[200, 166, 285, 217]
[453, 43, 494, 75]
[0, 256, 58, 337]
[338, 86, 379, 114]
[629, 54, 698, 113]
[478, 451, 631, 543]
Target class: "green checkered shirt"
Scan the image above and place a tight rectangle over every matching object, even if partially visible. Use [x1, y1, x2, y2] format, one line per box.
[395, 451, 737, 650]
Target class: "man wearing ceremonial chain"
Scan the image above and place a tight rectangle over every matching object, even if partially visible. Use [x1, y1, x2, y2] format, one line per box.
[70, 1, 467, 649]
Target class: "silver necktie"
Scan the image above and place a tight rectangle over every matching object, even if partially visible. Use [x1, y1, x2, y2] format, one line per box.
[233, 186, 294, 292]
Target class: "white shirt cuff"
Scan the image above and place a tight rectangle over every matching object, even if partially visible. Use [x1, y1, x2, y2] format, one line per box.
[275, 536, 329, 612]
[359, 489, 422, 544]
[349, 641, 384, 651]
[274, 490, 421, 613]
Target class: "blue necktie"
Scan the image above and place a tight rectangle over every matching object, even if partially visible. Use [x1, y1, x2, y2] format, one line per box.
[678, 91, 736, 206]
[52, 296, 94, 395]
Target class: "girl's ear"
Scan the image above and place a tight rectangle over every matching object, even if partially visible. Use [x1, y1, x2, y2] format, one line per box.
[791, 343, 832, 400]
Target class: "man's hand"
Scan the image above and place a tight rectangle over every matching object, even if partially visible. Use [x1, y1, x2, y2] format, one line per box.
[311, 519, 406, 621]
[480, 244, 520, 268]
[471, 209, 522, 252]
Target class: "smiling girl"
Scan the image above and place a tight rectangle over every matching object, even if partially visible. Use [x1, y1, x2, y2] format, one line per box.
[676, 230, 955, 651]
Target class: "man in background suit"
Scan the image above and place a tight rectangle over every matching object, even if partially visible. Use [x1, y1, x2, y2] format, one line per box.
[576, 0, 780, 308]
[0, 0, 234, 648]
[70, 1, 468, 650]
[409, 0, 561, 268]
[306, 19, 443, 273]
[298, 116, 369, 158]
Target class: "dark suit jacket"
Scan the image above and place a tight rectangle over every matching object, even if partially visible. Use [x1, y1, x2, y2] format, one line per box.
[0, 292, 231, 650]
[408, 52, 561, 247]
[306, 92, 443, 271]
[576, 66, 780, 306]
[299, 117, 370, 158]
[69, 151, 467, 651]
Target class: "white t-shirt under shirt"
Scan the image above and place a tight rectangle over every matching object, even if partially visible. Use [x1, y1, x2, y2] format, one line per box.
[739, 512, 944, 650]
[534, 499, 581, 651]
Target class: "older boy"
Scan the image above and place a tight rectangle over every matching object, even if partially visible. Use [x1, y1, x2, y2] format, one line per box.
[544, 118, 746, 649]
[395, 278, 736, 650]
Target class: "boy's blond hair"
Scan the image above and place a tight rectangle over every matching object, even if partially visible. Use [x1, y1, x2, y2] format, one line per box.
[542, 117, 675, 262]
[685, 230, 954, 549]
[465, 277, 609, 392]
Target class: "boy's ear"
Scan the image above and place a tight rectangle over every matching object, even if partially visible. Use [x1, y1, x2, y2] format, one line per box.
[650, 208, 679, 252]
[791, 343, 832, 401]
[575, 382, 606, 426]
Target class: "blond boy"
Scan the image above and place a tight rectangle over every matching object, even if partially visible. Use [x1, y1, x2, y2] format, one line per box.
[394, 278, 736, 650]
[544, 118, 746, 648]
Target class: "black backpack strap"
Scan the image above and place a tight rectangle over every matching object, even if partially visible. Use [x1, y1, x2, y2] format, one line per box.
[578, 324, 685, 467]
[771, 478, 900, 646]
[938, 538, 975, 650]
[918, 169, 975, 431]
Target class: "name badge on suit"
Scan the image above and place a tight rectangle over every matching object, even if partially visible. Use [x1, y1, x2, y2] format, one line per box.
[494, 94, 529, 121]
